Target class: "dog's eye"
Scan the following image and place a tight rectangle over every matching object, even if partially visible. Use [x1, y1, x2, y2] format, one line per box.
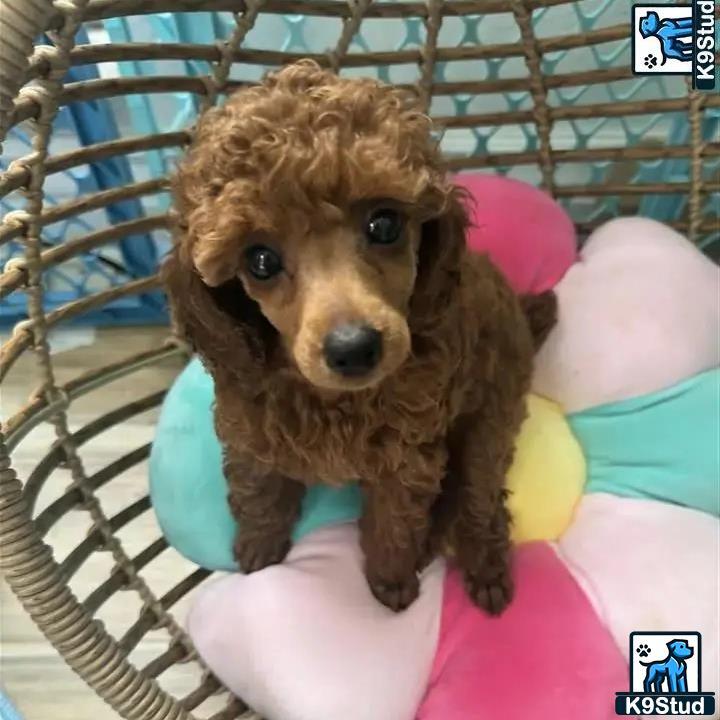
[366, 208, 403, 245]
[245, 245, 283, 280]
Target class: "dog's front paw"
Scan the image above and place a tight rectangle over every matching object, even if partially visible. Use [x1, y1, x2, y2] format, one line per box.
[464, 567, 513, 616]
[367, 573, 420, 612]
[234, 528, 291, 574]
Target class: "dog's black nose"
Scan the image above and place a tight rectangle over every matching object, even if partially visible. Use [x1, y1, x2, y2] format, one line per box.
[323, 324, 382, 377]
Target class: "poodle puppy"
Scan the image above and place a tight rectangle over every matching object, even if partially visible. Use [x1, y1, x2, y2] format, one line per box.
[162, 60, 556, 613]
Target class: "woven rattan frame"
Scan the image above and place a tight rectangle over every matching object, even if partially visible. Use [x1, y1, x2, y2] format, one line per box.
[0, 1, 717, 719]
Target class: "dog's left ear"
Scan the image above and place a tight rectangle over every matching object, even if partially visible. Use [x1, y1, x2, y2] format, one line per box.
[410, 184, 469, 330]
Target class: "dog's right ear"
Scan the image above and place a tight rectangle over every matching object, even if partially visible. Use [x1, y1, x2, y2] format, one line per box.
[161, 246, 277, 384]
[409, 183, 469, 332]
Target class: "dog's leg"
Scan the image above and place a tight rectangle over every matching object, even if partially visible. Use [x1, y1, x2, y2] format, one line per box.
[225, 455, 305, 573]
[643, 672, 653, 694]
[360, 475, 439, 612]
[447, 407, 520, 616]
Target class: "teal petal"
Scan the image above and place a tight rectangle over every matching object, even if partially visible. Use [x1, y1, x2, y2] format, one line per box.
[149, 358, 363, 572]
[569, 368, 720, 517]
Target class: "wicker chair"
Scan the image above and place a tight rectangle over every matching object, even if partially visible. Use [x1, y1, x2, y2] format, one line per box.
[0, 2, 717, 719]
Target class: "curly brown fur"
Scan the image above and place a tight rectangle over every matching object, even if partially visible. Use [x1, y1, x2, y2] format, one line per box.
[162, 61, 551, 613]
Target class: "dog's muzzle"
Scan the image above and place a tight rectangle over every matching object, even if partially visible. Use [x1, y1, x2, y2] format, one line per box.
[323, 323, 383, 377]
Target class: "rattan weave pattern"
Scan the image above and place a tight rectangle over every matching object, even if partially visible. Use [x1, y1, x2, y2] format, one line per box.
[0, 2, 717, 719]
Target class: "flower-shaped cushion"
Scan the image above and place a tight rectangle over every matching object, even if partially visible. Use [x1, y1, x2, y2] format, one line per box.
[150, 178, 719, 720]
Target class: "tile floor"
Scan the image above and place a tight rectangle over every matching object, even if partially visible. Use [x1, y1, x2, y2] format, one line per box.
[1, 327, 255, 719]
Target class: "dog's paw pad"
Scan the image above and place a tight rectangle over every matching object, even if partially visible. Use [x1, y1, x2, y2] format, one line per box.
[643, 54, 658, 68]
[368, 574, 420, 612]
[234, 532, 291, 574]
[636, 643, 652, 658]
[464, 570, 514, 616]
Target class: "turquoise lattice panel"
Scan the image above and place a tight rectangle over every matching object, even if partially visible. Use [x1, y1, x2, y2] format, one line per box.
[0, 28, 168, 326]
[3, 4, 716, 330]
[0, 119, 167, 327]
[534, 0, 718, 244]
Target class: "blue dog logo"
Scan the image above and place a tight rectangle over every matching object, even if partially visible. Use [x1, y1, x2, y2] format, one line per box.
[615, 631, 716, 716]
[639, 10, 693, 64]
[641, 639, 694, 693]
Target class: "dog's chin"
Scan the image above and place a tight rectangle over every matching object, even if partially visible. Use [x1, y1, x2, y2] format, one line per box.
[309, 372, 385, 393]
